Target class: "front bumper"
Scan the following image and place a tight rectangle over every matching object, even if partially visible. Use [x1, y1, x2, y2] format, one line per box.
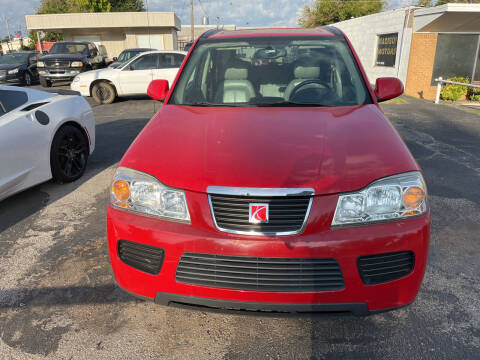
[0, 72, 23, 83]
[107, 191, 430, 315]
[70, 80, 91, 97]
[39, 68, 82, 82]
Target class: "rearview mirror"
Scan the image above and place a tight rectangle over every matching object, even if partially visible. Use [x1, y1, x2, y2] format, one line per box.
[147, 79, 169, 100]
[374, 77, 404, 102]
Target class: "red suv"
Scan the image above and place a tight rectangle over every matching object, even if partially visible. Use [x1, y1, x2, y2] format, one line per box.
[107, 27, 429, 315]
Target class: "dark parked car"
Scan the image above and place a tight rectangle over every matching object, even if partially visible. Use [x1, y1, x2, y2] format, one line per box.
[0, 51, 40, 85]
[37, 41, 106, 87]
[109, 48, 154, 68]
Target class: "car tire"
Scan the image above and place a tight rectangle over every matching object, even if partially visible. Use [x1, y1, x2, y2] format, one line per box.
[24, 72, 32, 86]
[92, 82, 116, 104]
[40, 77, 52, 88]
[50, 125, 89, 183]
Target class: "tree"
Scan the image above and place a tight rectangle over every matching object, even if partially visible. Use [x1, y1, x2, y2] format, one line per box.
[110, 0, 145, 12]
[299, 0, 384, 27]
[68, 0, 112, 12]
[416, 0, 434, 6]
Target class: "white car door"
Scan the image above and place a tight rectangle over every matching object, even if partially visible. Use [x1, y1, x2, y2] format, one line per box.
[117, 53, 159, 95]
[153, 53, 185, 87]
[0, 89, 50, 198]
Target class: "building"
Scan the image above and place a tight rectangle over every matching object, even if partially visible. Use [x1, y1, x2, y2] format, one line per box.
[177, 24, 236, 49]
[25, 12, 181, 58]
[0, 37, 33, 54]
[333, 3, 480, 100]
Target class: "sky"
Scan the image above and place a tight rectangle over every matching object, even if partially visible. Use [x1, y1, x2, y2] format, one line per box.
[0, 0, 418, 39]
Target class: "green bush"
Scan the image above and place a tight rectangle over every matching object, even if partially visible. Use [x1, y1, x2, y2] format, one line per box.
[440, 77, 469, 101]
[467, 87, 480, 102]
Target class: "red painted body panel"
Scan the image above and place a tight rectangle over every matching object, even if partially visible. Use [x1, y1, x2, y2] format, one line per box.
[120, 104, 418, 195]
[108, 28, 430, 313]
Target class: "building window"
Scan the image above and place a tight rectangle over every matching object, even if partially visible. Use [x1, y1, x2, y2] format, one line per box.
[431, 34, 480, 85]
[376, 33, 398, 67]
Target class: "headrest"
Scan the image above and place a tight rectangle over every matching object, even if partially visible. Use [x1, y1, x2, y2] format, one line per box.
[225, 68, 248, 80]
[294, 66, 320, 79]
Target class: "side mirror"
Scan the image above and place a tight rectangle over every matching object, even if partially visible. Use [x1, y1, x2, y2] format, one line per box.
[113, 57, 118, 62]
[374, 77, 404, 102]
[147, 79, 169, 100]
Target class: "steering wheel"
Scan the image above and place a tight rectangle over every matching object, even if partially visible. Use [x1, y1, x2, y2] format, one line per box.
[288, 79, 330, 102]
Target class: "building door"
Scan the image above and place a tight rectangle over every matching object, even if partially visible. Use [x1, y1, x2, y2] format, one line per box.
[73, 35, 101, 47]
[136, 34, 164, 50]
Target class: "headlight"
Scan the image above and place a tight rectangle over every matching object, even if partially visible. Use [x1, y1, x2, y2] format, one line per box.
[71, 61, 83, 67]
[73, 76, 81, 82]
[37, 61, 45, 67]
[110, 167, 190, 223]
[332, 171, 427, 226]
[8, 68, 19, 74]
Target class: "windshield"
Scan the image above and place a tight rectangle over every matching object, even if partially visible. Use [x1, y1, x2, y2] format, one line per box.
[170, 36, 371, 107]
[0, 53, 30, 64]
[49, 43, 88, 55]
[118, 50, 141, 63]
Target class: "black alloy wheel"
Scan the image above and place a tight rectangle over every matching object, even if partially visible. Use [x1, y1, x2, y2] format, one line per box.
[51, 125, 89, 182]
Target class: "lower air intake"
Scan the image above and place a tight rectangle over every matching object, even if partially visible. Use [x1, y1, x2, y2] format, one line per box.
[117, 240, 164, 275]
[176, 253, 345, 291]
[357, 251, 414, 285]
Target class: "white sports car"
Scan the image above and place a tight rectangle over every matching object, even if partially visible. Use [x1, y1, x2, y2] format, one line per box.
[0, 86, 95, 202]
[71, 50, 186, 104]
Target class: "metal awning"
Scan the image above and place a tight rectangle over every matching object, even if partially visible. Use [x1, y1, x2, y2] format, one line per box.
[414, 3, 480, 33]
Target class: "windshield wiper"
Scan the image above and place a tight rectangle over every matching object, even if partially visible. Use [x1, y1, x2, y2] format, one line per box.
[185, 102, 248, 107]
[253, 101, 330, 107]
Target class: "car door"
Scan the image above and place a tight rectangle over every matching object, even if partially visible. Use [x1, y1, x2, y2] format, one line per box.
[154, 53, 185, 87]
[117, 53, 158, 95]
[28, 53, 39, 79]
[0, 89, 49, 197]
[88, 43, 102, 69]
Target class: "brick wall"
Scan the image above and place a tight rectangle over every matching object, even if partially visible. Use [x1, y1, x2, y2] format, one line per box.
[405, 33, 438, 100]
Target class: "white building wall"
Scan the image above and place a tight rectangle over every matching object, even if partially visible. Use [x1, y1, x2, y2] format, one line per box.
[333, 7, 416, 85]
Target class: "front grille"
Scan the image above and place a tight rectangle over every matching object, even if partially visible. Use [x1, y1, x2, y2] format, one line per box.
[357, 251, 414, 285]
[45, 60, 70, 67]
[176, 253, 345, 291]
[209, 194, 312, 235]
[117, 240, 165, 275]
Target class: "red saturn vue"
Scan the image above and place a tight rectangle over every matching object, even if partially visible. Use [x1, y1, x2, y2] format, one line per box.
[107, 27, 430, 315]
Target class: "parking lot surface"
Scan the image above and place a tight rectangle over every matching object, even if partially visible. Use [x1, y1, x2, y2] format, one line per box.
[0, 90, 479, 359]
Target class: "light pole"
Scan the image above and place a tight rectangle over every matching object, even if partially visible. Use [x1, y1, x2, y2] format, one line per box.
[190, 0, 194, 42]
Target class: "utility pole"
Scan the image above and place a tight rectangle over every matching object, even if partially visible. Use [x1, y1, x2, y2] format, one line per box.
[2, 16, 13, 51]
[190, 0, 194, 42]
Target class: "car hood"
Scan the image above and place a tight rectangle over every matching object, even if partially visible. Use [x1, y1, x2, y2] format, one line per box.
[40, 54, 86, 61]
[0, 63, 22, 70]
[120, 104, 419, 195]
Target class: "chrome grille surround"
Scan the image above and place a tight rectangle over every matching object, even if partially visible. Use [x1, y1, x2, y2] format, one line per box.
[207, 187, 314, 236]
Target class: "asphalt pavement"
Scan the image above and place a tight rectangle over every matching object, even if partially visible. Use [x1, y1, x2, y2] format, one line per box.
[0, 91, 479, 359]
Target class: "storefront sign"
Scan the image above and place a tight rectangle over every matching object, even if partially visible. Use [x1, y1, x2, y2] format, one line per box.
[376, 33, 398, 67]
